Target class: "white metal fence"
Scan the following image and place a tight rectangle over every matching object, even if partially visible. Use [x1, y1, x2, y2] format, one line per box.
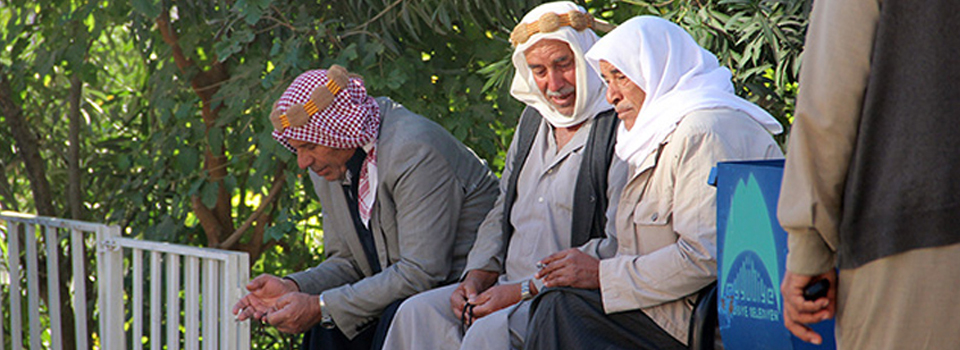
[0, 211, 251, 349]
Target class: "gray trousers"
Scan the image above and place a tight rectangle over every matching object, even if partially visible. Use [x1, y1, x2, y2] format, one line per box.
[383, 284, 532, 350]
[525, 287, 686, 350]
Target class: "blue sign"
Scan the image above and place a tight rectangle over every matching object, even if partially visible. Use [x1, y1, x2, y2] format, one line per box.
[715, 160, 836, 350]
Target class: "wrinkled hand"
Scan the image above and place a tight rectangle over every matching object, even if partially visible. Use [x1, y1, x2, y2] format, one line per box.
[535, 248, 600, 289]
[450, 270, 499, 323]
[265, 292, 324, 334]
[781, 270, 837, 345]
[468, 283, 521, 321]
[232, 274, 300, 321]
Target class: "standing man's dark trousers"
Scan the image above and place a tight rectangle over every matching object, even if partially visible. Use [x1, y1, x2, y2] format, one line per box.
[525, 288, 686, 350]
[301, 299, 403, 350]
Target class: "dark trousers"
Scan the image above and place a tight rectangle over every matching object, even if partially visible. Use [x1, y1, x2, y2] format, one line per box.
[525, 287, 686, 350]
[300, 299, 403, 350]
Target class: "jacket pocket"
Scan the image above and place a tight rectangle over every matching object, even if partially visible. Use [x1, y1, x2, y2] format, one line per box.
[631, 199, 676, 253]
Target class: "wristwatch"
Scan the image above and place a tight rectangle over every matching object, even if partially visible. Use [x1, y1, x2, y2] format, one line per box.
[520, 279, 535, 301]
[318, 294, 335, 329]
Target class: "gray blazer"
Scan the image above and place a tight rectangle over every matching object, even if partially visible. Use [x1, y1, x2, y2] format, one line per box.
[286, 97, 499, 338]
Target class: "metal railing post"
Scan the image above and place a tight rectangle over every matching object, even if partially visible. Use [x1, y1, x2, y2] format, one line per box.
[97, 224, 125, 349]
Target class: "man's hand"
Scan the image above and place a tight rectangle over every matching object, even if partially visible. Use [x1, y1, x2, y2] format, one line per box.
[535, 248, 600, 289]
[232, 274, 300, 321]
[781, 270, 837, 345]
[450, 270, 499, 322]
[265, 292, 324, 334]
[468, 283, 522, 321]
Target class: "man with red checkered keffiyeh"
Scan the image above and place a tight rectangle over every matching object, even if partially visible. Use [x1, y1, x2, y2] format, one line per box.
[232, 65, 499, 350]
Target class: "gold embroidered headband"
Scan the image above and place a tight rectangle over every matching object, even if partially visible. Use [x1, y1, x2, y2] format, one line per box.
[509, 10, 615, 47]
[270, 65, 352, 132]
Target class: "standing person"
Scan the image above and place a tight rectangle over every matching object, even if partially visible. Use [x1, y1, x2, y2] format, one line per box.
[778, 0, 960, 348]
[231, 64, 499, 350]
[382, 2, 627, 349]
[525, 16, 783, 349]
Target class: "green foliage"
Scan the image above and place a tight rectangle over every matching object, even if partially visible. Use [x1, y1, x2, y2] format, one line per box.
[1, 0, 807, 347]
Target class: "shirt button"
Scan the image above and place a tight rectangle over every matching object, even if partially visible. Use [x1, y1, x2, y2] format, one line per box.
[538, 197, 544, 203]
[651, 212, 659, 221]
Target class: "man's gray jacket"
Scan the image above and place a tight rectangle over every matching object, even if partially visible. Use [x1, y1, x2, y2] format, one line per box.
[286, 97, 499, 338]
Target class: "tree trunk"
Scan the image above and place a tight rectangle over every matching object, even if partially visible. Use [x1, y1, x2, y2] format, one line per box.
[3, 66, 80, 349]
[157, 11, 235, 247]
[0, 68, 56, 216]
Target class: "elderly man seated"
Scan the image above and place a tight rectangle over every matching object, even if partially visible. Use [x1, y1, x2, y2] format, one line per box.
[382, 2, 627, 349]
[233, 65, 499, 350]
[525, 16, 783, 350]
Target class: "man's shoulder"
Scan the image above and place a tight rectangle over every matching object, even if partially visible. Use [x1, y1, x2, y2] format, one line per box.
[675, 108, 754, 137]
[378, 98, 449, 142]
[377, 97, 467, 161]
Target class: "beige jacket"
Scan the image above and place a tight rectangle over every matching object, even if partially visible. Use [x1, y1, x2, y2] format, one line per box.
[599, 108, 782, 344]
[776, 0, 878, 275]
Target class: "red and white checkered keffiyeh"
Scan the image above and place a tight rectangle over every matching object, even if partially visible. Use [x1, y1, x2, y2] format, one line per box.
[271, 69, 380, 152]
[271, 68, 381, 226]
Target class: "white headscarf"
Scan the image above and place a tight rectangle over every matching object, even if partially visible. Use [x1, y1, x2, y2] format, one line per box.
[584, 16, 783, 167]
[510, 1, 611, 128]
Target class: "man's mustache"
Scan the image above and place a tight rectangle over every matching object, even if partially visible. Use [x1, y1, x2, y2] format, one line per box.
[545, 86, 575, 98]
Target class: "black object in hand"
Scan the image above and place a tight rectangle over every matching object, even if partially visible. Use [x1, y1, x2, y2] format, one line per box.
[802, 279, 830, 301]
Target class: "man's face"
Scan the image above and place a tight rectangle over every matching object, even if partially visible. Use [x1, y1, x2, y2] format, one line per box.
[524, 39, 578, 116]
[598, 60, 646, 130]
[288, 138, 356, 181]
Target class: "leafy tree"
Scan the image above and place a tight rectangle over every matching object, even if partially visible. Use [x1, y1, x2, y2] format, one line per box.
[0, 0, 807, 348]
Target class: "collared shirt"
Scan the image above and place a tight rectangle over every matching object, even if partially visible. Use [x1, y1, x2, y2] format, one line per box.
[502, 118, 592, 283]
[464, 114, 626, 285]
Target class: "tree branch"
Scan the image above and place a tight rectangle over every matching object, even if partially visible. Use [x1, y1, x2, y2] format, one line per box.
[192, 195, 223, 245]
[219, 165, 286, 249]
[157, 11, 194, 73]
[352, 0, 404, 31]
[0, 159, 19, 211]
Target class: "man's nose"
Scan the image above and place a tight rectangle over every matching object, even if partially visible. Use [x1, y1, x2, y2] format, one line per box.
[547, 69, 567, 92]
[606, 84, 621, 105]
[296, 152, 310, 170]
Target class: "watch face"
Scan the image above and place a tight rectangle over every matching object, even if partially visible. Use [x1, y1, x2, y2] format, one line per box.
[521, 281, 534, 300]
[321, 317, 336, 329]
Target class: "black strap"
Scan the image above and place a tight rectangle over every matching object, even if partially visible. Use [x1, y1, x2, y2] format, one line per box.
[502, 107, 619, 248]
[501, 107, 541, 243]
[341, 148, 382, 274]
[570, 108, 619, 246]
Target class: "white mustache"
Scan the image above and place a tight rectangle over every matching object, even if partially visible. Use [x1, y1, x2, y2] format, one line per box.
[615, 101, 636, 114]
[545, 86, 575, 98]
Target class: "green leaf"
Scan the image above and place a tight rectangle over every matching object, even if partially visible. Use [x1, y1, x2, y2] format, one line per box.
[131, 0, 161, 18]
[188, 178, 205, 196]
[264, 220, 290, 243]
[201, 181, 219, 208]
[214, 38, 240, 63]
[209, 127, 224, 155]
[176, 146, 200, 172]
[340, 43, 359, 62]
[81, 62, 99, 86]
